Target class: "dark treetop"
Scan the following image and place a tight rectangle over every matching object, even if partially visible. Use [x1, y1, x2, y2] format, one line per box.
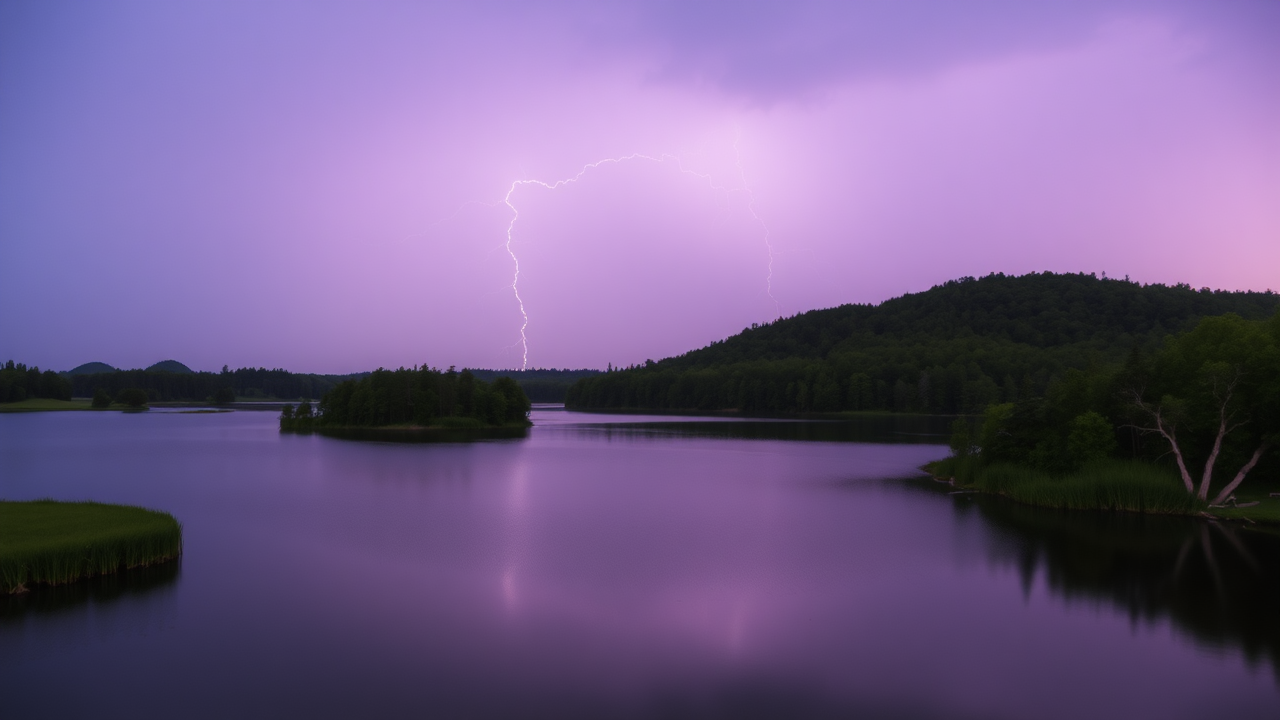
[282, 367, 531, 431]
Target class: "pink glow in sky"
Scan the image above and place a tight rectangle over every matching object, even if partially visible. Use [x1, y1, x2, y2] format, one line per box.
[2, 1, 1278, 373]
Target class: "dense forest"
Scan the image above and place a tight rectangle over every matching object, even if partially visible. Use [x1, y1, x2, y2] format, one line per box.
[0, 361, 73, 403]
[467, 368, 600, 402]
[566, 272, 1280, 415]
[57, 364, 595, 404]
[282, 367, 531, 430]
[64, 366, 361, 403]
[941, 311, 1280, 507]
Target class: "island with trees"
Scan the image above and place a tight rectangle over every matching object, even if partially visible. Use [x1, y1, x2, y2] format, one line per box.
[280, 366, 532, 440]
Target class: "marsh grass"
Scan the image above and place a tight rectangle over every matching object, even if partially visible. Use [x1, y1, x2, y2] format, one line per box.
[973, 460, 1202, 514]
[0, 501, 182, 594]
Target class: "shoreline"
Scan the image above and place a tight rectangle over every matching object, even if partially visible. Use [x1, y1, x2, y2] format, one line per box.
[1, 501, 183, 595]
[923, 461, 1280, 527]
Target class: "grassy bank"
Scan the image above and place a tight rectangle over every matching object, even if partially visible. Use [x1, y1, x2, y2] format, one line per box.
[927, 457, 1280, 522]
[0, 398, 94, 412]
[0, 398, 152, 413]
[0, 501, 182, 594]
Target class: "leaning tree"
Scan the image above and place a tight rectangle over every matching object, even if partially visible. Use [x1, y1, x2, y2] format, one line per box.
[1126, 313, 1279, 505]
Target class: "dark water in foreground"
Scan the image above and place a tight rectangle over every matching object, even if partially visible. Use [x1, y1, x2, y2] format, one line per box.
[1, 408, 1277, 719]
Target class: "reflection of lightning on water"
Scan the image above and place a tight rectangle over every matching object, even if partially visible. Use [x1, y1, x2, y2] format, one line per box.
[502, 150, 777, 370]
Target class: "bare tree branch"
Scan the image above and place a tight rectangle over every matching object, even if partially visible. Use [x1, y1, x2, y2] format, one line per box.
[1126, 388, 1195, 493]
[1210, 441, 1269, 506]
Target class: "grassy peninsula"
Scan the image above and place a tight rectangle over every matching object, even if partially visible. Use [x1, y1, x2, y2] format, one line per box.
[281, 366, 532, 438]
[1, 501, 183, 594]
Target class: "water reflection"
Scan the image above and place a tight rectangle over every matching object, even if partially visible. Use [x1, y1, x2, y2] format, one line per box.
[548, 415, 951, 444]
[313, 425, 530, 443]
[0, 559, 180, 621]
[958, 492, 1280, 680]
[4, 410, 1277, 718]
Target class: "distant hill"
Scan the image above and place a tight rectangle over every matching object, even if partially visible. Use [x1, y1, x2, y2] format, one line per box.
[64, 362, 118, 376]
[58, 362, 595, 404]
[146, 360, 194, 374]
[566, 272, 1280, 415]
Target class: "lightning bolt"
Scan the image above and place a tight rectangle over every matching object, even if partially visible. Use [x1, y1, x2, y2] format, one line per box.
[501, 149, 778, 370]
[733, 134, 781, 318]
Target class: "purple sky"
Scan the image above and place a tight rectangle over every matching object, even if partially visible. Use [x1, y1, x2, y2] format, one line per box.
[2, 1, 1278, 373]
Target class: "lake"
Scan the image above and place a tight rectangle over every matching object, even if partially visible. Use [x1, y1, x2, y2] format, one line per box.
[1, 407, 1277, 719]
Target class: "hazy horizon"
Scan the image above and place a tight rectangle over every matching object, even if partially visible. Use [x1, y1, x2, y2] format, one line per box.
[28, 270, 1279, 376]
[3, 2, 1278, 374]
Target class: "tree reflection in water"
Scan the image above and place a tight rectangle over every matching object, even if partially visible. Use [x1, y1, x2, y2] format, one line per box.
[958, 493, 1280, 682]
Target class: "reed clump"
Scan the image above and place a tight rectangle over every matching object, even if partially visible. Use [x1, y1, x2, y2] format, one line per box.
[0, 500, 182, 594]
[969, 460, 1203, 514]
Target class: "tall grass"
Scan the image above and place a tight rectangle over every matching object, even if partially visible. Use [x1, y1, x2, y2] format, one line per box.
[0, 501, 182, 594]
[973, 460, 1202, 514]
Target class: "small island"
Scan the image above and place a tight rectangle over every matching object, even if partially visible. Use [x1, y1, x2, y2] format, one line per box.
[280, 366, 532, 440]
[1, 501, 183, 594]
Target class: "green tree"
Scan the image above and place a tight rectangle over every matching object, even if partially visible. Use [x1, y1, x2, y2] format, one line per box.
[116, 388, 149, 408]
[92, 388, 112, 408]
[1127, 313, 1279, 503]
[1067, 411, 1117, 466]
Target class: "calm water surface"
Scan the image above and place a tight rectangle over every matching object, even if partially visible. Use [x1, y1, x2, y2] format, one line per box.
[1, 408, 1277, 719]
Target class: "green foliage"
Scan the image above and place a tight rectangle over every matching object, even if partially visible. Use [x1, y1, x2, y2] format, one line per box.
[1127, 312, 1280, 501]
[0, 361, 73, 403]
[115, 388, 149, 408]
[567, 272, 1279, 413]
[282, 367, 531, 431]
[1067, 411, 1118, 466]
[466, 368, 601, 403]
[64, 364, 596, 404]
[212, 387, 236, 405]
[979, 403, 1015, 459]
[949, 417, 976, 458]
[972, 461, 1202, 514]
[91, 388, 112, 408]
[0, 500, 183, 594]
[955, 310, 1280, 507]
[67, 365, 362, 402]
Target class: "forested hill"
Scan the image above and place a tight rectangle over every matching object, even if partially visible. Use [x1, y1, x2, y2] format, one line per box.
[565, 272, 1280, 415]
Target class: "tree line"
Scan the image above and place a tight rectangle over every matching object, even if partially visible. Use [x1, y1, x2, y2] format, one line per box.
[0, 361, 73, 403]
[466, 368, 600, 403]
[950, 311, 1279, 505]
[63, 365, 594, 404]
[281, 367, 531, 431]
[566, 272, 1280, 415]
[66, 366, 363, 403]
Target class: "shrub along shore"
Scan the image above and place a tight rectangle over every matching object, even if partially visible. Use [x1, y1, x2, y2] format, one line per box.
[927, 457, 1205, 513]
[926, 456, 1280, 525]
[0, 501, 183, 594]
